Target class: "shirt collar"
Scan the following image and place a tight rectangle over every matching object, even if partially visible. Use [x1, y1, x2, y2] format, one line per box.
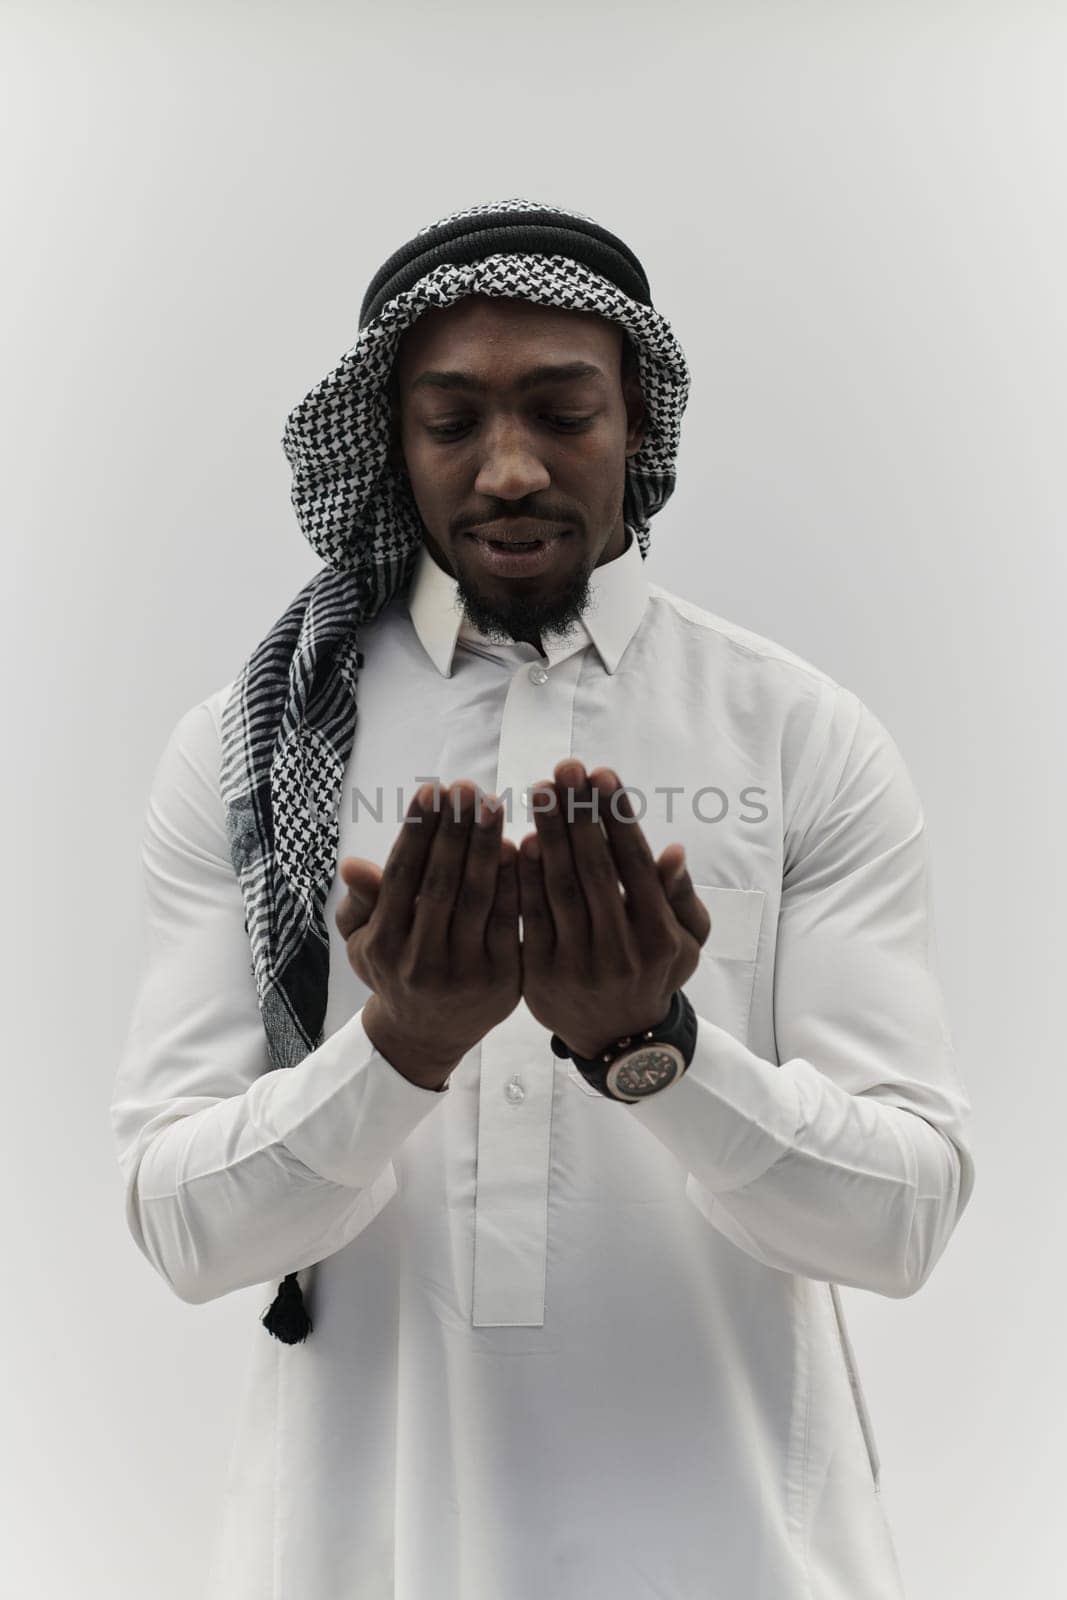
[406, 524, 649, 678]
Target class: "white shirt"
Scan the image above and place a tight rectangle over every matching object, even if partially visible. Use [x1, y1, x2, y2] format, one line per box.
[112, 525, 976, 1599]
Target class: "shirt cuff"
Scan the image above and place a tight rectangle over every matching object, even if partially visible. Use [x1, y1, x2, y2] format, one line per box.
[626, 1013, 802, 1194]
[247, 1004, 450, 1188]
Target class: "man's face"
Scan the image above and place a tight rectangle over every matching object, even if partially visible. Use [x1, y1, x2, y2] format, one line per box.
[388, 294, 646, 648]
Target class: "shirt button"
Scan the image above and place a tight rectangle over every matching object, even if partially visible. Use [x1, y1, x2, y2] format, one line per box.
[505, 1077, 526, 1104]
[528, 664, 549, 685]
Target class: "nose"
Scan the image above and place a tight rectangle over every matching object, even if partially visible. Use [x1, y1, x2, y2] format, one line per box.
[473, 419, 552, 502]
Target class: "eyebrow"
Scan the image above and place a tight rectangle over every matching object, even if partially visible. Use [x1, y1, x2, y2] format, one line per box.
[409, 360, 607, 395]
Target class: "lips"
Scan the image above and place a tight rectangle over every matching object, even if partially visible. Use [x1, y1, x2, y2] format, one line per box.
[467, 524, 565, 547]
[465, 529, 568, 576]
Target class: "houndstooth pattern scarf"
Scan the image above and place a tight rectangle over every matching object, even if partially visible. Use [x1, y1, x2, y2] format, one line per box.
[218, 197, 691, 1340]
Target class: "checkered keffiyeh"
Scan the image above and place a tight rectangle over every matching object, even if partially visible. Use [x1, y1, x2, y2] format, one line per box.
[218, 197, 691, 1342]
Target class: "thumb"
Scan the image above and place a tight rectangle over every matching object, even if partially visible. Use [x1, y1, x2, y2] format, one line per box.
[339, 856, 384, 897]
[336, 856, 384, 940]
[657, 848, 711, 946]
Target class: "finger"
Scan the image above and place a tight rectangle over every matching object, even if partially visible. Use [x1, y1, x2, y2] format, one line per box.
[335, 858, 383, 941]
[554, 759, 628, 947]
[530, 779, 590, 956]
[517, 832, 554, 977]
[659, 853, 713, 946]
[590, 770, 663, 929]
[486, 837, 521, 976]
[410, 781, 478, 956]
[372, 782, 442, 959]
[451, 791, 507, 964]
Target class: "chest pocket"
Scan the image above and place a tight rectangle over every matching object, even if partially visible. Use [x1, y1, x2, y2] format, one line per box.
[683, 883, 766, 1046]
[568, 884, 766, 1095]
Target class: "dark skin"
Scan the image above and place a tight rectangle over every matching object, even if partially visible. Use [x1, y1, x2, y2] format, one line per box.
[337, 297, 711, 1088]
[386, 293, 645, 652]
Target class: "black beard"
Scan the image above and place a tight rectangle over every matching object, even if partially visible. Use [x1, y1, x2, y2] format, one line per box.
[452, 555, 595, 648]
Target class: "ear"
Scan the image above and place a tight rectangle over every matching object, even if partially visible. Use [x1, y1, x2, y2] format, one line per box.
[386, 384, 407, 477]
[623, 370, 648, 458]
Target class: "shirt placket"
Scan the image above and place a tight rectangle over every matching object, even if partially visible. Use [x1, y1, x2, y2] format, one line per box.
[471, 647, 585, 1327]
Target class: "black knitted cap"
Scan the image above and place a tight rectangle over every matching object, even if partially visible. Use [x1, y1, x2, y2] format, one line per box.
[359, 206, 653, 329]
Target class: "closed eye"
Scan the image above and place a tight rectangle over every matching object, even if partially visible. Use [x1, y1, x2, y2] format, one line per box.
[427, 416, 594, 439]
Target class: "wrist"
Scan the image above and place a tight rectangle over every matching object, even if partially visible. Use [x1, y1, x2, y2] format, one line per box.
[553, 991, 696, 1104]
[563, 998, 675, 1063]
[362, 994, 463, 1092]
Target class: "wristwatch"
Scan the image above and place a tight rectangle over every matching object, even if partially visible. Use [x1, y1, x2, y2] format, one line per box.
[550, 989, 698, 1103]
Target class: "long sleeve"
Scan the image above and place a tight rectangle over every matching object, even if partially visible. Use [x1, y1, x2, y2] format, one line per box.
[628, 685, 976, 1299]
[110, 697, 448, 1307]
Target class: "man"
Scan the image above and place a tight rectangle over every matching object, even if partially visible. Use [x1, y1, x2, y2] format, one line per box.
[112, 198, 976, 1600]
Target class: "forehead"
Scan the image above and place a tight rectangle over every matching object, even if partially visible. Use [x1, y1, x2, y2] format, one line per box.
[393, 294, 621, 387]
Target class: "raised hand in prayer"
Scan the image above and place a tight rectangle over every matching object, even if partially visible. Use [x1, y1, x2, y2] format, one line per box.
[336, 780, 520, 1090]
[336, 762, 709, 1077]
[517, 760, 711, 1058]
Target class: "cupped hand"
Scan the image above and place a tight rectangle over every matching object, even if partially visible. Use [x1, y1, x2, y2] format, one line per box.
[336, 781, 520, 1085]
[516, 761, 711, 1058]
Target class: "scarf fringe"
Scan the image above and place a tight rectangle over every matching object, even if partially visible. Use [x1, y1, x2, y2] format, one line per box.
[261, 1272, 313, 1344]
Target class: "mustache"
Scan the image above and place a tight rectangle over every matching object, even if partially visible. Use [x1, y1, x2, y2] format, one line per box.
[456, 513, 576, 537]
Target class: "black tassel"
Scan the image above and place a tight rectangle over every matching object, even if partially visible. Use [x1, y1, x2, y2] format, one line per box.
[261, 1271, 313, 1343]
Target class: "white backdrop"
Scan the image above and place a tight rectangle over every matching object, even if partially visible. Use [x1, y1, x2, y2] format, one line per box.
[4, 2, 1063, 1594]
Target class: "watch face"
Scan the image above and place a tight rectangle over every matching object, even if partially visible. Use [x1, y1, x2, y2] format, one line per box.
[605, 1044, 684, 1101]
